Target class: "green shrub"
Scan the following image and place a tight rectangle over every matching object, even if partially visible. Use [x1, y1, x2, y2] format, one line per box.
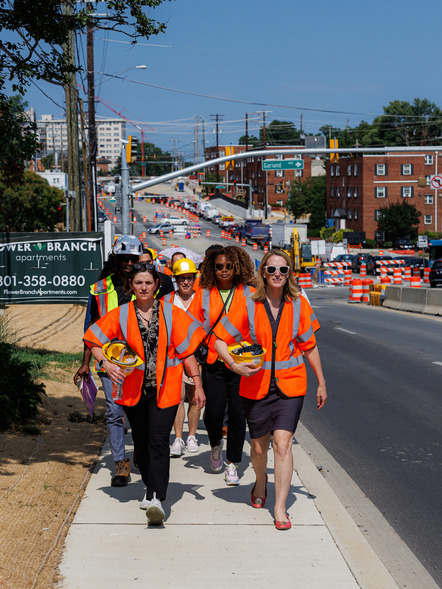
[320, 227, 334, 240]
[0, 342, 46, 431]
[365, 238, 376, 248]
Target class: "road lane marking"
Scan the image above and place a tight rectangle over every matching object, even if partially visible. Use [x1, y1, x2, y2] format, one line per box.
[432, 361, 442, 367]
[334, 327, 357, 335]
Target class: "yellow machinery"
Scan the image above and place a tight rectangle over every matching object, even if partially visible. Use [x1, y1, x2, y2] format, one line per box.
[285, 228, 317, 276]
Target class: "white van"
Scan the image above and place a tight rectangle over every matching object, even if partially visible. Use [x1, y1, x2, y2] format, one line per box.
[328, 244, 349, 262]
[203, 207, 219, 220]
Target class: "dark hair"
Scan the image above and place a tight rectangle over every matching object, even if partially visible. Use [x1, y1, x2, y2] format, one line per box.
[126, 263, 161, 293]
[171, 251, 186, 263]
[205, 244, 224, 256]
[199, 245, 256, 289]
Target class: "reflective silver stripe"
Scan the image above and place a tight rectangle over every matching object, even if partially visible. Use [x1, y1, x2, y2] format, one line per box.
[246, 296, 257, 343]
[97, 293, 107, 313]
[119, 303, 130, 341]
[134, 363, 145, 372]
[88, 323, 108, 345]
[163, 293, 173, 303]
[166, 356, 181, 368]
[219, 316, 243, 342]
[310, 311, 318, 325]
[287, 299, 301, 355]
[242, 285, 251, 297]
[262, 356, 304, 370]
[175, 321, 200, 355]
[92, 278, 107, 294]
[202, 289, 211, 331]
[297, 325, 314, 343]
[163, 301, 173, 335]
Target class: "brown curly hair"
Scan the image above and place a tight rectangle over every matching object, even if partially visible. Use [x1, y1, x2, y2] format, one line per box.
[199, 245, 256, 289]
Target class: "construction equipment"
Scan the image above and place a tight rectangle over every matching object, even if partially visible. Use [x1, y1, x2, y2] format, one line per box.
[287, 227, 317, 276]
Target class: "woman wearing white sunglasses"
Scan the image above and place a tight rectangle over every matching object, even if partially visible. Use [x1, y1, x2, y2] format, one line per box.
[214, 249, 327, 530]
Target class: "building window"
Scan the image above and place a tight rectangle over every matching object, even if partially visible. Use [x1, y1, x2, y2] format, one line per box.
[348, 209, 352, 219]
[354, 164, 358, 176]
[354, 209, 358, 220]
[336, 187, 341, 197]
[401, 186, 414, 198]
[424, 215, 432, 224]
[220, 163, 225, 170]
[376, 164, 386, 175]
[331, 187, 335, 197]
[335, 165, 340, 176]
[295, 170, 302, 177]
[275, 170, 284, 178]
[401, 164, 413, 175]
[426, 175, 431, 185]
[375, 187, 387, 198]
[353, 187, 358, 198]
[374, 209, 382, 220]
[347, 187, 352, 197]
[425, 154, 434, 165]
[425, 194, 433, 204]
[330, 166, 334, 177]
[347, 164, 352, 175]
[220, 150, 225, 157]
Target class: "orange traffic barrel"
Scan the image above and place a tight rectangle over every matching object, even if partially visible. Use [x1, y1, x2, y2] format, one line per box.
[298, 272, 312, 289]
[241, 238, 246, 247]
[423, 268, 430, 283]
[393, 267, 402, 284]
[264, 245, 268, 254]
[349, 279, 362, 303]
[343, 269, 352, 286]
[253, 243, 258, 251]
[361, 278, 373, 303]
[360, 263, 367, 277]
[410, 276, 421, 288]
[403, 266, 411, 281]
[380, 276, 391, 285]
[206, 229, 211, 238]
[235, 236, 240, 243]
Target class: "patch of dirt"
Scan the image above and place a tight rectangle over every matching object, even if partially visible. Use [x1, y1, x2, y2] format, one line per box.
[0, 305, 107, 589]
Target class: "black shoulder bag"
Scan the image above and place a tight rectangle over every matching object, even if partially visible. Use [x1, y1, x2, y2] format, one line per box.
[194, 287, 235, 365]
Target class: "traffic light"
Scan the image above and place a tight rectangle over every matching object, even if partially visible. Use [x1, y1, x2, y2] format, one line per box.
[330, 138, 339, 163]
[225, 146, 234, 170]
[57, 205, 64, 223]
[282, 181, 286, 190]
[126, 135, 138, 164]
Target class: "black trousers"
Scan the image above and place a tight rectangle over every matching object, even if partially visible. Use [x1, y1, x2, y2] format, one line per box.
[124, 388, 178, 502]
[202, 362, 246, 464]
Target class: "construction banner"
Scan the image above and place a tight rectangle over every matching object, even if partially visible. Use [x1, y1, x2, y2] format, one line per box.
[0, 232, 104, 304]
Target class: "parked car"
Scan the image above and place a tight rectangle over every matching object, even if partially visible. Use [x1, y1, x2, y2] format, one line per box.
[333, 254, 354, 264]
[352, 253, 371, 273]
[211, 215, 222, 225]
[401, 256, 429, 278]
[147, 222, 174, 234]
[366, 254, 393, 275]
[429, 258, 442, 287]
[393, 238, 415, 250]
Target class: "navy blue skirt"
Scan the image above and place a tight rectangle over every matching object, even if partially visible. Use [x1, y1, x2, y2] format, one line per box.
[241, 387, 304, 440]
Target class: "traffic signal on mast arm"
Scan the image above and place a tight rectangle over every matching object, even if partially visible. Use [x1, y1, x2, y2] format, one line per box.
[330, 138, 339, 163]
[225, 145, 234, 170]
[126, 136, 138, 164]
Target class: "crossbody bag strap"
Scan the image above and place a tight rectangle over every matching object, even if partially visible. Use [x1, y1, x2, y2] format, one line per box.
[202, 285, 236, 344]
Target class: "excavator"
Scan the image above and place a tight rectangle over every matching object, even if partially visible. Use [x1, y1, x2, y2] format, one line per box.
[286, 228, 317, 276]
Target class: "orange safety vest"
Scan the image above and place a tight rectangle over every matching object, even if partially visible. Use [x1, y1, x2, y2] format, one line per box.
[83, 300, 206, 408]
[188, 284, 255, 364]
[214, 295, 316, 400]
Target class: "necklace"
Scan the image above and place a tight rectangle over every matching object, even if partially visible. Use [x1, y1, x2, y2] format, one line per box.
[136, 305, 153, 321]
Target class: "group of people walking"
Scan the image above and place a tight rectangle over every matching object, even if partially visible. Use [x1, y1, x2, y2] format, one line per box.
[74, 235, 327, 529]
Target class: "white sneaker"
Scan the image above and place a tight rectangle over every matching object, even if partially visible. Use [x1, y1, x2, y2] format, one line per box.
[146, 492, 165, 525]
[186, 436, 199, 453]
[170, 437, 185, 457]
[139, 489, 150, 510]
[210, 440, 223, 472]
[224, 462, 240, 486]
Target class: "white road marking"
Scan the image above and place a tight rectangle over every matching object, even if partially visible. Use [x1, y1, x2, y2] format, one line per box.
[432, 361, 442, 367]
[334, 327, 357, 335]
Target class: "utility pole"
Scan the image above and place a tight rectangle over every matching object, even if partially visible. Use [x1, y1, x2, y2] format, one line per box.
[79, 98, 90, 231]
[245, 113, 249, 152]
[87, 2, 97, 232]
[210, 114, 224, 184]
[63, 0, 82, 231]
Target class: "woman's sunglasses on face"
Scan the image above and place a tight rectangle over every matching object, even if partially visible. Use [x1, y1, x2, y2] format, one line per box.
[264, 265, 290, 275]
[132, 263, 155, 271]
[215, 263, 233, 271]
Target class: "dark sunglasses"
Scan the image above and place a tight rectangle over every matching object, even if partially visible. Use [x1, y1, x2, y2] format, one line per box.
[132, 263, 156, 271]
[215, 263, 233, 271]
[264, 265, 290, 275]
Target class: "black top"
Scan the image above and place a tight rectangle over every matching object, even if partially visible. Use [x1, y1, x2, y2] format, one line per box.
[263, 298, 288, 398]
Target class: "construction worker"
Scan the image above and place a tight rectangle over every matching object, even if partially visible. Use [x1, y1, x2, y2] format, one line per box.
[73, 234, 143, 487]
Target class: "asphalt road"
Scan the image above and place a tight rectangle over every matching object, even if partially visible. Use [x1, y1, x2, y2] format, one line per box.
[301, 287, 442, 586]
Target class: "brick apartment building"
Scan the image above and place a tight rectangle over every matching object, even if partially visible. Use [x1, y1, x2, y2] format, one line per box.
[326, 151, 442, 240]
[204, 145, 325, 210]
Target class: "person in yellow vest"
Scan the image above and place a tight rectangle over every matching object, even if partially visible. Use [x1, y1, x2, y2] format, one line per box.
[83, 261, 206, 525]
[74, 235, 142, 487]
[213, 249, 327, 530]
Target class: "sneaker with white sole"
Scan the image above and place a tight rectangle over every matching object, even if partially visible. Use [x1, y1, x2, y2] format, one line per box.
[139, 489, 150, 510]
[186, 436, 199, 453]
[210, 440, 223, 472]
[170, 437, 185, 457]
[224, 462, 240, 486]
[146, 492, 165, 525]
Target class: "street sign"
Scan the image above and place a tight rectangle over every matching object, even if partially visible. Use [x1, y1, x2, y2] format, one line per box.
[215, 185, 226, 189]
[430, 174, 442, 189]
[417, 235, 428, 248]
[262, 159, 304, 171]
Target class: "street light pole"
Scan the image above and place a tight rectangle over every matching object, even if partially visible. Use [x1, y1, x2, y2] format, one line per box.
[87, 3, 97, 232]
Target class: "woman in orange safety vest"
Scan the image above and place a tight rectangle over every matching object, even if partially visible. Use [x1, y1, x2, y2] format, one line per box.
[188, 245, 256, 487]
[214, 249, 327, 530]
[84, 262, 206, 526]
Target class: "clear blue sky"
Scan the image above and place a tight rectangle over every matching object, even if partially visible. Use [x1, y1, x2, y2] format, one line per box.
[15, 0, 442, 161]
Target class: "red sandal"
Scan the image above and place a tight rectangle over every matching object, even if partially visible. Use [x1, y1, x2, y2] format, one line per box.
[275, 514, 291, 530]
[251, 474, 268, 508]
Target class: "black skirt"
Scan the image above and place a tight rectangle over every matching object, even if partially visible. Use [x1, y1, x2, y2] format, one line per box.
[241, 384, 304, 440]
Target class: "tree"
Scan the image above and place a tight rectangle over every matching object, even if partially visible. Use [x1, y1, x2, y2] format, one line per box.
[377, 201, 422, 242]
[287, 176, 326, 230]
[0, 171, 64, 232]
[238, 135, 260, 148]
[261, 120, 301, 146]
[0, 0, 170, 183]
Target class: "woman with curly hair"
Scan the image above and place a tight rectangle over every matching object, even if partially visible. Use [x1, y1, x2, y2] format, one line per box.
[188, 245, 256, 486]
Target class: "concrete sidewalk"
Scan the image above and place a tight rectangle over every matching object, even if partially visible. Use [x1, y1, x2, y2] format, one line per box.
[57, 427, 398, 589]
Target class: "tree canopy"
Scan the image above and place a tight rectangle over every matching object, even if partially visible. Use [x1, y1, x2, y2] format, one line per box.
[0, 172, 64, 232]
[287, 176, 326, 231]
[377, 201, 422, 242]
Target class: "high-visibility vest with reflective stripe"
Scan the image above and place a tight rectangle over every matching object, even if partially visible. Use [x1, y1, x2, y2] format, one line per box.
[215, 295, 316, 400]
[188, 284, 255, 364]
[83, 300, 206, 408]
[90, 276, 118, 317]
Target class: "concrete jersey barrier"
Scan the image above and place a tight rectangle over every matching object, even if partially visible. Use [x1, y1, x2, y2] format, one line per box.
[383, 285, 442, 316]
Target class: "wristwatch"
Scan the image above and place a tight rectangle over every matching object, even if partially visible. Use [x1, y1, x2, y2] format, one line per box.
[98, 359, 105, 370]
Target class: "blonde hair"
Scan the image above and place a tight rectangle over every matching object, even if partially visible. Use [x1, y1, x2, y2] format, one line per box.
[251, 249, 300, 303]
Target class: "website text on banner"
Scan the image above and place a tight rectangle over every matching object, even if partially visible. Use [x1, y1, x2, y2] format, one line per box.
[0, 232, 104, 304]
